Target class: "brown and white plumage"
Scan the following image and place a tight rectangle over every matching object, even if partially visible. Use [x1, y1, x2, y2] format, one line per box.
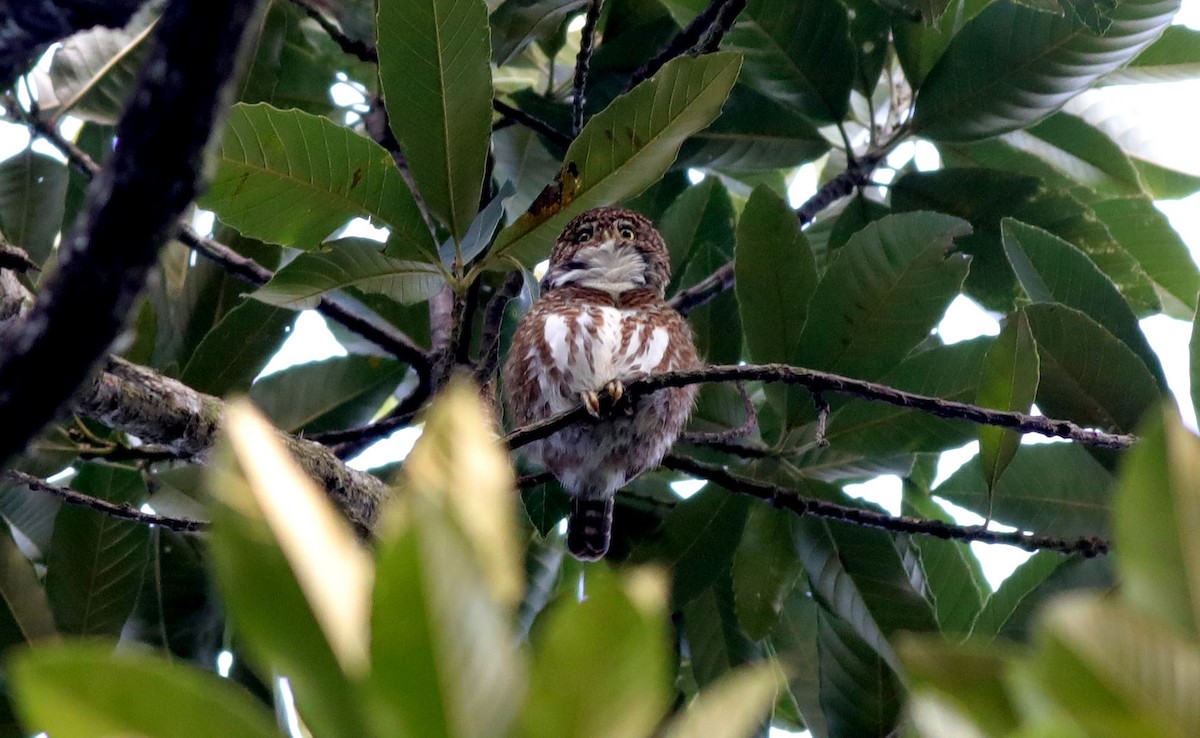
[503, 207, 699, 560]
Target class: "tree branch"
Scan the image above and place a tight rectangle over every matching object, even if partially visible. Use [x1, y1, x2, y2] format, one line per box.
[0, 0, 268, 464]
[503, 363, 1136, 451]
[0, 0, 147, 88]
[571, 0, 603, 136]
[627, 0, 730, 90]
[664, 455, 1108, 556]
[1, 469, 209, 532]
[491, 99, 572, 150]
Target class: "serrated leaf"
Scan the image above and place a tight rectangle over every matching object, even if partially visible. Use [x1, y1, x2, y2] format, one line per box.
[1115, 403, 1200, 638]
[977, 311, 1040, 494]
[378, 0, 493, 243]
[1001, 218, 1165, 386]
[250, 355, 406, 434]
[1023, 303, 1158, 432]
[791, 211, 972, 388]
[45, 463, 150, 637]
[913, 0, 1179, 141]
[725, 0, 855, 122]
[252, 238, 445, 310]
[10, 644, 279, 738]
[487, 52, 742, 266]
[0, 151, 68, 267]
[41, 8, 157, 124]
[201, 104, 435, 259]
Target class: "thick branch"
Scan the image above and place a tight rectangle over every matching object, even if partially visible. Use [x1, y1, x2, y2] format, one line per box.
[0, 0, 267, 464]
[2, 469, 209, 532]
[77, 357, 388, 533]
[665, 455, 1108, 556]
[503, 363, 1136, 451]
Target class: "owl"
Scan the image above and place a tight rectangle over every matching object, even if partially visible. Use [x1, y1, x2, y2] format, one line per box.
[503, 207, 699, 561]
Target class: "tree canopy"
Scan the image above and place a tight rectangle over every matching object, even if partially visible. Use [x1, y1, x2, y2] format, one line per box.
[0, 0, 1199, 736]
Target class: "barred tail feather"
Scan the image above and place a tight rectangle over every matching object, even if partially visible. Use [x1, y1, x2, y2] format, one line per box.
[567, 497, 614, 561]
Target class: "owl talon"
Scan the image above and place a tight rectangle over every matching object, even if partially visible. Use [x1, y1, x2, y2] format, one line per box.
[604, 379, 625, 404]
[582, 390, 602, 418]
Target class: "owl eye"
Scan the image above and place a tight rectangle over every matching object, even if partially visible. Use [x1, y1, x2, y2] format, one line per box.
[619, 226, 635, 240]
[577, 230, 593, 243]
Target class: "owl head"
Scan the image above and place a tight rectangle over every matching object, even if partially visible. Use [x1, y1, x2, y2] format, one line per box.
[542, 207, 672, 298]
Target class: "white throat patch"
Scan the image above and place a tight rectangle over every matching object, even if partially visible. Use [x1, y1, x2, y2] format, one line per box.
[550, 238, 646, 297]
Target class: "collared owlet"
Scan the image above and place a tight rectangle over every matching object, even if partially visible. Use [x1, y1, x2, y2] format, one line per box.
[503, 207, 699, 561]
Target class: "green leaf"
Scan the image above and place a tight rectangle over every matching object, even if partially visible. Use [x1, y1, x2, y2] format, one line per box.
[179, 301, 293, 396]
[521, 479, 571, 538]
[816, 605, 905, 737]
[633, 485, 751, 609]
[10, 644, 279, 738]
[791, 211, 972, 383]
[490, 0, 587, 66]
[977, 311, 1040, 494]
[912, 0, 1179, 141]
[732, 505, 803, 640]
[683, 575, 766, 691]
[970, 550, 1064, 639]
[207, 404, 371, 738]
[735, 185, 816, 388]
[0, 151, 68, 267]
[519, 568, 671, 738]
[725, 0, 854, 122]
[1023, 303, 1159, 433]
[936, 444, 1115, 539]
[250, 355, 407, 434]
[201, 104, 435, 259]
[825, 338, 993, 455]
[892, 0, 993, 89]
[891, 169, 1158, 314]
[945, 112, 1145, 197]
[1037, 596, 1200, 738]
[1193, 305, 1200, 425]
[40, 7, 157, 124]
[488, 52, 742, 266]
[901, 638, 1020, 735]
[1091, 196, 1200, 319]
[1103, 25, 1200, 84]
[377, 0, 493, 243]
[678, 85, 830, 171]
[252, 238, 445, 310]
[660, 662, 781, 738]
[768, 591, 827, 735]
[369, 498, 524, 738]
[1114, 403, 1200, 638]
[45, 463, 150, 637]
[0, 521, 56, 647]
[1001, 218, 1165, 386]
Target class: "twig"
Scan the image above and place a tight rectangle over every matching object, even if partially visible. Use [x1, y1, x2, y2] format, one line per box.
[677, 381, 756, 445]
[627, 0, 729, 90]
[518, 471, 555, 489]
[3, 469, 209, 533]
[0, 244, 38, 273]
[663, 455, 1109, 556]
[503, 363, 1136, 451]
[571, 0, 604, 136]
[476, 270, 525, 382]
[492, 100, 573, 150]
[695, 0, 747, 54]
[813, 391, 830, 448]
[667, 151, 884, 315]
[289, 0, 376, 63]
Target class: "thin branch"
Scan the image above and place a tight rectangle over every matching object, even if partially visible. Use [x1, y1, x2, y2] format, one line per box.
[677, 381, 756, 445]
[694, 0, 747, 54]
[627, 0, 728, 90]
[503, 362, 1136, 451]
[571, 0, 604, 136]
[0, 0, 144, 88]
[289, 0, 376, 63]
[0, 243, 38, 273]
[492, 99, 573, 150]
[476, 270, 525, 382]
[3, 469, 209, 533]
[667, 151, 885, 315]
[664, 455, 1109, 556]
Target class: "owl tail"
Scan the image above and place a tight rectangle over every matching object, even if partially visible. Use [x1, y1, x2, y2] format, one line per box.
[567, 497, 614, 561]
